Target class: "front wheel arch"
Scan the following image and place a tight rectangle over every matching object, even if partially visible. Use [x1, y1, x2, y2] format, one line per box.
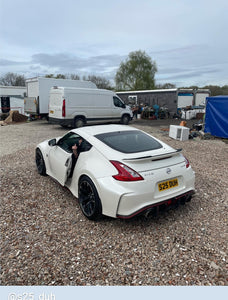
[120, 114, 130, 125]
[35, 148, 47, 176]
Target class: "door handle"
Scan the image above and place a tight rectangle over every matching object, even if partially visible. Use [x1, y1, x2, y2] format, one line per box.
[65, 157, 70, 167]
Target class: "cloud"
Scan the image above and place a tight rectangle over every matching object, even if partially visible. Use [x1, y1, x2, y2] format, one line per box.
[150, 45, 202, 56]
[0, 51, 125, 80]
[30, 52, 125, 76]
[0, 59, 28, 66]
[0, 46, 227, 87]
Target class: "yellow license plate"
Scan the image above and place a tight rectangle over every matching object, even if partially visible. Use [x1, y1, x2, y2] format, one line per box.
[158, 178, 178, 192]
[49, 110, 54, 114]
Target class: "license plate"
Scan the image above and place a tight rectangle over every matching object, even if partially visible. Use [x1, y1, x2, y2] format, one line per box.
[49, 110, 54, 114]
[158, 178, 178, 192]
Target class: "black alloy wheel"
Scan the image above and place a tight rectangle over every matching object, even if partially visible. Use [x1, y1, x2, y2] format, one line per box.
[78, 176, 102, 220]
[35, 148, 47, 176]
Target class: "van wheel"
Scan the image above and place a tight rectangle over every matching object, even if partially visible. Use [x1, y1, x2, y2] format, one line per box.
[74, 118, 84, 128]
[121, 114, 130, 125]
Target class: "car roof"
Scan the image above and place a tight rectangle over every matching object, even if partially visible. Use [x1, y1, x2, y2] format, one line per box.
[72, 124, 137, 137]
[70, 124, 172, 161]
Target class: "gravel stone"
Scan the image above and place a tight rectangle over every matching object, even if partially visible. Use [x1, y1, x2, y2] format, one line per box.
[0, 119, 227, 286]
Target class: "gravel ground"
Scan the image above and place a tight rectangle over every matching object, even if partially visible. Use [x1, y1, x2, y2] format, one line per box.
[0, 120, 227, 286]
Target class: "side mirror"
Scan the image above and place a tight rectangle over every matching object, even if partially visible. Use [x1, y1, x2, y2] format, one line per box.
[48, 138, 57, 146]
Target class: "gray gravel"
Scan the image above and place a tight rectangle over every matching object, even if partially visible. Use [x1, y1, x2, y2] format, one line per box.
[0, 120, 227, 286]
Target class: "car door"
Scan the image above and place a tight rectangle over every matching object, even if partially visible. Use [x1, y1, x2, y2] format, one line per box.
[48, 132, 81, 185]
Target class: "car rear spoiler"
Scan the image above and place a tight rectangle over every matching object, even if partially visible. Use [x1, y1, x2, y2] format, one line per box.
[123, 148, 182, 161]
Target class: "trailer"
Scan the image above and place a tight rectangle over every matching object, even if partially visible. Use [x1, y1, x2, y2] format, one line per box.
[116, 88, 210, 116]
[24, 77, 97, 118]
[0, 86, 26, 114]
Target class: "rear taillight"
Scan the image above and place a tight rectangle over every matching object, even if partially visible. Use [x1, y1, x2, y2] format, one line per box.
[184, 156, 190, 168]
[110, 160, 144, 181]
[62, 99, 66, 117]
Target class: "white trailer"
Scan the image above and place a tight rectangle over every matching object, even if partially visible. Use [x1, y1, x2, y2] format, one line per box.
[177, 91, 194, 108]
[177, 89, 210, 108]
[0, 86, 26, 114]
[24, 77, 97, 118]
[195, 89, 210, 106]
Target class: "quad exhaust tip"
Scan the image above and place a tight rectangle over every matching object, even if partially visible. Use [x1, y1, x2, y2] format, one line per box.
[144, 191, 194, 218]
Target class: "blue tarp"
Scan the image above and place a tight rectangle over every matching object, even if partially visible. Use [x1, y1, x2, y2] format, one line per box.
[205, 96, 228, 138]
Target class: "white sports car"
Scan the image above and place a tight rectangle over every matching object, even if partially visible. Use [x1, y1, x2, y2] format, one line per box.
[36, 125, 195, 220]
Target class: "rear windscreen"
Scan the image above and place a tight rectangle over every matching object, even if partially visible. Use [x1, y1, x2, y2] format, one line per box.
[95, 130, 162, 153]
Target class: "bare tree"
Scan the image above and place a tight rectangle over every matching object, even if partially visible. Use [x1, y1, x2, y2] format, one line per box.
[156, 83, 176, 89]
[0, 72, 26, 86]
[56, 74, 66, 79]
[83, 75, 113, 89]
[45, 74, 55, 78]
[70, 74, 80, 80]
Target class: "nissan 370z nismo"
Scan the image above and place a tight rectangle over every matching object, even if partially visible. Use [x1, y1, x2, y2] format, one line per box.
[36, 125, 195, 220]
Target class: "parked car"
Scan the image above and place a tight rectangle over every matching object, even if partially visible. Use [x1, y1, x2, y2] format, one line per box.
[35, 125, 195, 220]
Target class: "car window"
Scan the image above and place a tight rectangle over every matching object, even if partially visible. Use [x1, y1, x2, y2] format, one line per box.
[95, 130, 162, 153]
[57, 132, 80, 153]
[113, 96, 125, 108]
[58, 132, 92, 153]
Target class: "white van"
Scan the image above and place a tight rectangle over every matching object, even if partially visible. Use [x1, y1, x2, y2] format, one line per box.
[49, 87, 133, 127]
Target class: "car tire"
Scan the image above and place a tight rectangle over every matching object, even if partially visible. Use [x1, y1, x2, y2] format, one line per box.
[78, 176, 102, 220]
[35, 148, 47, 176]
[121, 114, 130, 125]
[74, 117, 84, 128]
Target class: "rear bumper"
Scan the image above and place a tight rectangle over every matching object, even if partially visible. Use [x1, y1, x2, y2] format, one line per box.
[116, 190, 195, 219]
[96, 167, 195, 219]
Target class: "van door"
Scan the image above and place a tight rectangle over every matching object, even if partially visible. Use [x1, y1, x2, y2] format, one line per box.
[49, 89, 64, 119]
[112, 96, 126, 119]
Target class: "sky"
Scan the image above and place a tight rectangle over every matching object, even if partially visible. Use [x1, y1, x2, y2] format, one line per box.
[0, 0, 228, 88]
